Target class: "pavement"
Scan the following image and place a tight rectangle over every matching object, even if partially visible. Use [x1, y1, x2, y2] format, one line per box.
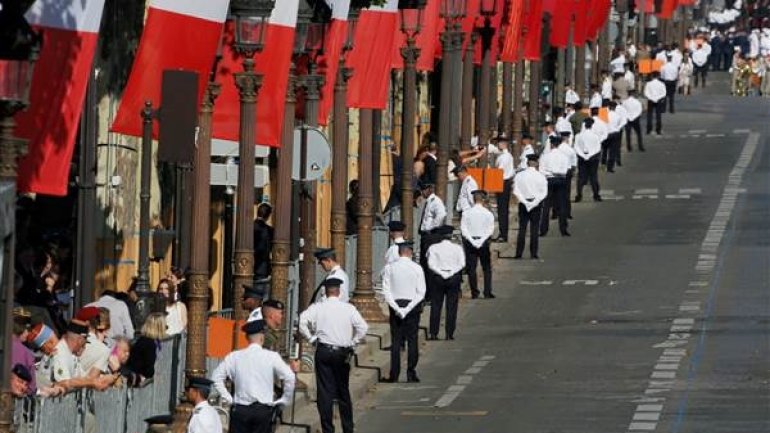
[279, 72, 770, 433]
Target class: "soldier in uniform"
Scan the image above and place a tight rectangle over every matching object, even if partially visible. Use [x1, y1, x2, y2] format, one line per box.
[313, 248, 350, 303]
[186, 377, 222, 433]
[261, 299, 285, 352]
[460, 190, 495, 299]
[299, 278, 368, 433]
[212, 320, 295, 433]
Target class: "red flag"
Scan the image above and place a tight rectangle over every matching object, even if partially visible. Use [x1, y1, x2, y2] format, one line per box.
[346, 0, 399, 109]
[500, 0, 526, 62]
[636, 0, 655, 13]
[317, 0, 351, 126]
[549, 0, 574, 48]
[473, 0, 505, 65]
[587, 0, 611, 41]
[658, 0, 678, 18]
[212, 1, 299, 147]
[14, 0, 105, 196]
[523, 0, 544, 61]
[573, 0, 590, 45]
[111, 0, 228, 139]
[392, 0, 441, 71]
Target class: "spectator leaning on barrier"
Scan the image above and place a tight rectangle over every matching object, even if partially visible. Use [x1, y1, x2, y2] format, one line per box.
[124, 312, 167, 387]
[11, 307, 36, 395]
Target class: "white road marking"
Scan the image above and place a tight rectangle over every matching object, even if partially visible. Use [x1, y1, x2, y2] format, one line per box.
[562, 279, 599, 286]
[464, 367, 482, 375]
[688, 129, 707, 134]
[635, 188, 659, 194]
[633, 195, 659, 200]
[480, 355, 496, 361]
[733, 128, 750, 134]
[679, 188, 702, 194]
[651, 371, 676, 379]
[654, 363, 680, 371]
[636, 404, 664, 412]
[665, 194, 691, 199]
[472, 360, 490, 367]
[519, 280, 553, 286]
[633, 412, 662, 421]
[705, 133, 725, 138]
[435, 356, 494, 408]
[456, 375, 473, 385]
[629, 421, 658, 430]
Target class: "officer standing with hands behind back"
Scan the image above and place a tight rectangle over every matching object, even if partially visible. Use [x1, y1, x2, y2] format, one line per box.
[299, 278, 368, 433]
[381, 240, 426, 383]
[460, 190, 495, 299]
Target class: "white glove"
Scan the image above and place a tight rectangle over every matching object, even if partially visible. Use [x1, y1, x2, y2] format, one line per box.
[397, 308, 407, 319]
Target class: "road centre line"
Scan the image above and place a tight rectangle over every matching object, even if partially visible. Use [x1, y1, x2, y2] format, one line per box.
[435, 356, 495, 408]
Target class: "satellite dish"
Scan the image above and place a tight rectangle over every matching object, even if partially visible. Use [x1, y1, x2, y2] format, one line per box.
[292, 126, 332, 181]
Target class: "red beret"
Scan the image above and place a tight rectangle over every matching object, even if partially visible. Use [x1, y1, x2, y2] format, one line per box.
[75, 306, 100, 322]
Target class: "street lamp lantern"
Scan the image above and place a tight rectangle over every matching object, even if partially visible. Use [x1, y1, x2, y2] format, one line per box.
[294, 0, 315, 55]
[0, 7, 40, 114]
[479, 0, 496, 17]
[229, 0, 276, 56]
[399, 8, 425, 39]
[440, 0, 466, 20]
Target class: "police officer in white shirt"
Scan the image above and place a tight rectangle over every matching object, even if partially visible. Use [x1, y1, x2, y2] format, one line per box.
[460, 190, 495, 299]
[299, 278, 368, 433]
[185, 377, 222, 433]
[574, 118, 603, 202]
[384, 221, 406, 265]
[212, 320, 295, 433]
[425, 225, 465, 340]
[381, 240, 425, 383]
[556, 131, 577, 219]
[692, 43, 710, 87]
[538, 136, 571, 237]
[494, 136, 515, 243]
[659, 56, 678, 113]
[565, 86, 580, 106]
[589, 84, 603, 109]
[454, 165, 478, 216]
[644, 72, 667, 135]
[518, 133, 536, 170]
[312, 248, 350, 303]
[622, 90, 645, 152]
[604, 100, 625, 173]
[242, 282, 266, 323]
[417, 182, 447, 300]
[513, 154, 549, 259]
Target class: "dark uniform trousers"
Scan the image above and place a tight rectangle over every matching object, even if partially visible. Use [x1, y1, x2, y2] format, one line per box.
[496, 178, 513, 240]
[230, 402, 274, 433]
[429, 272, 462, 338]
[646, 100, 663, 134]
[389, 299, 420, 380]
[539, 177, 568, 235]
[552, 169, 574, 219]
[693, 64, 708, 87]
[577, 156, 601, 200]
[419, 231, 440, 301]
[516, 203, 542, 258]
[462, 238, 492, 297]
[662, 80, 676, 113]
[315, 343, 354, 433]
[625, 118, 644, 151]
[606, 131, 622, 171]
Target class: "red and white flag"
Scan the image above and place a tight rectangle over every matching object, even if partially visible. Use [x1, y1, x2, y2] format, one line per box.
[317, 0, 351, 126]
[523, 0, 544, 61]
[111, 0, 229, 138]
[500, 0, 526, 62]
[213, 0, 299, 147]
[14, 0, 105, 196]
[346, 0, 399, 109]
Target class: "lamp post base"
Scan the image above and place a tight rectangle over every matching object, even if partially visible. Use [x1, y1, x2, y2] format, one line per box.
[351, 294, 388, 323]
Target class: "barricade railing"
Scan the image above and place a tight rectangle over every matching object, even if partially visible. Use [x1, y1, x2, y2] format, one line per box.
[12, 334, 187, 433]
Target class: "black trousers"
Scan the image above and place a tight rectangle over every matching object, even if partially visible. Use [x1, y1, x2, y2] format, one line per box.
[577, 155, 601, 200]
[607, 132, 622, 171]
[230, 402, 274, 433]
[516, 203, 541, 258]
[389, 299, 420, 380]
[462, 239, 492, 297]
[315, 344, 354, 433]
[693, 64, 708, 87]
[565, 170, 574, 217]
[540, 177, 568, 235]
[419, 232, 440, 301]
[429, 272, 461, 337]
[646, 100, 663, 134]
[600, 138, 610, 165]
[496, 178, 513, 240]
[625, 118, 644, 151]
[663, 80, 676, 113]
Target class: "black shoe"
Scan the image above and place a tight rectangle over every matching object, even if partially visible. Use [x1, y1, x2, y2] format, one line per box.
[639, 147, 646, 152]
[607, 169, 615, 173]
[446, 335, 454, 340]
[427, 334, 438, 341]
[407, 372, 420, 383]
[494, 236, 507, 243]
[616, 162, 622, 167]
[382, 376, 398, 383]
[531, 255, 540, 259]
[627, 148, 632, 152]
[568, 215, 573, 220]
[551, 215, 557, 220]
[471, 293, 479, 299]
[594, 196, 602, 202]
[513, 255, 523, 259]
[539, 231, 547, 237]
[574, 195, 582, 203]
[484, 293, 496, 299]
[561, 231, 571, 237]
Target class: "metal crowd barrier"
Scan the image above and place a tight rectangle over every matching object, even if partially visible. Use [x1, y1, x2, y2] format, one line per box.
[13, 334, 187, 433]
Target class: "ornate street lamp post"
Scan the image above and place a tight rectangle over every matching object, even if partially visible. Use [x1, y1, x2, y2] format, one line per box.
[436, 0, 466, 201]
[229, 0, 275, 344]
[398, 0, 427, 239]
[0, 3, 39, 432]
[477, 0, 497, 158]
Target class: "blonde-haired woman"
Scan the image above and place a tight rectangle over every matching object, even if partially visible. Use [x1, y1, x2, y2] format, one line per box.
[124, 312, 167, 387]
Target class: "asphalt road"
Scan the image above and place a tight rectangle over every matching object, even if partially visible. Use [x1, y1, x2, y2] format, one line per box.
[352, 73, 770, 433]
